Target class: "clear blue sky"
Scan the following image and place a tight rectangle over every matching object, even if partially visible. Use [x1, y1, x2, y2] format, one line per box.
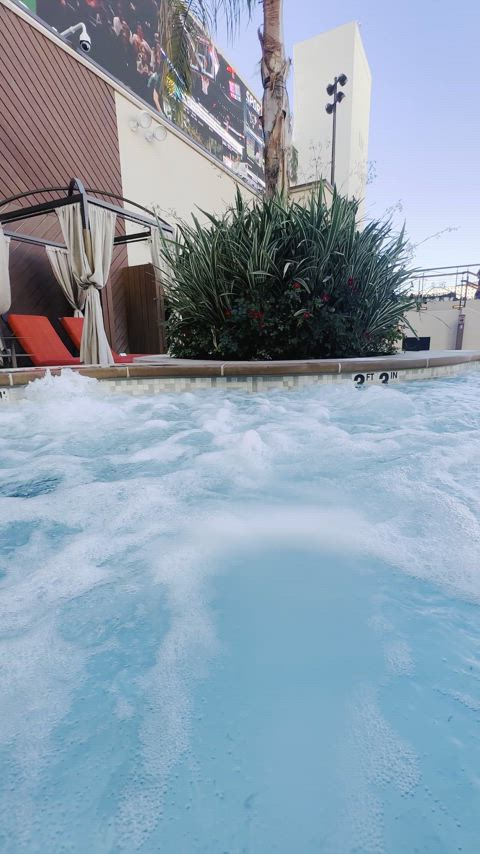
[216, 0, 480, 270]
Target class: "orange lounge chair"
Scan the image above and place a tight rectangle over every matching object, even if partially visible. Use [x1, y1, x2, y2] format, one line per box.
[8, 315, 80, 367]
[60, 317, 143, 364]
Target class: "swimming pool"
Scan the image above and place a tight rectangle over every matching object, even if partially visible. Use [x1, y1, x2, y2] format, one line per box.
[1, 370, 479, 853]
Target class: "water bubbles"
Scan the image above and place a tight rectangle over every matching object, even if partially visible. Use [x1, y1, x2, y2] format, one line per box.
[1, 371, 480, 850]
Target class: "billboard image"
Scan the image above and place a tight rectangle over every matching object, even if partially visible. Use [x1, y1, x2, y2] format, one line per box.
[31, 0, 264, 188]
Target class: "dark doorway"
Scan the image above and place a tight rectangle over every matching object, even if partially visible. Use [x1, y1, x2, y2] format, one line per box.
[403, 336, 431, 352]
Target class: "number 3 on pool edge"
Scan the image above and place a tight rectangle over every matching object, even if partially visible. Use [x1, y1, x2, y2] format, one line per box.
[354, 372, 389, 385]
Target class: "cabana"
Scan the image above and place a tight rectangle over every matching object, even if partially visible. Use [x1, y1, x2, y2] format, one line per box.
[0, 178, 172, 367]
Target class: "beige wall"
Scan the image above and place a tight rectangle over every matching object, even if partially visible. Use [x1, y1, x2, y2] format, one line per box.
[289, 181, 334, 208]
[116, 89, 339, 269]
[462, 300, 480, 349]
[115, 92, 258, 265]
[404, 300, 480, 350]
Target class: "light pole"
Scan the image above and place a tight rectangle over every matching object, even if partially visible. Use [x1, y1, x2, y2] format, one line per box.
[325, 74, 348, 187]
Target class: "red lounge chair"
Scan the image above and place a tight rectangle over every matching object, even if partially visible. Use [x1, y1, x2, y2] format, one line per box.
[8, 315, 80, 367]
[60, 317, 143, 364]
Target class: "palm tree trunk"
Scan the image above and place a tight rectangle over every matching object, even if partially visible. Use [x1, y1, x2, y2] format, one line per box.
[259, 0, 290, 199]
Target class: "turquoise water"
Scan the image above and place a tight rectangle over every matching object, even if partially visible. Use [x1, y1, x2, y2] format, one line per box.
[1, 371, 480, 853]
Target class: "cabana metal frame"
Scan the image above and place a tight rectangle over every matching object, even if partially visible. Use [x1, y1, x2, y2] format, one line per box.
[0, 178, 173, 367]
[0, 177, 173, 246]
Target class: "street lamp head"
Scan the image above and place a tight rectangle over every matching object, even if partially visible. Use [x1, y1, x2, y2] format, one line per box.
[336, 91, 346, 104]
[325, 103, 334, 114]
[326, 83, 335, 96]
[338, 73, 348, 87]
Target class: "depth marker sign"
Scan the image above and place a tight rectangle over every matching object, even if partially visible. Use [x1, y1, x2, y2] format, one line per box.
[353, 371, 399, 386]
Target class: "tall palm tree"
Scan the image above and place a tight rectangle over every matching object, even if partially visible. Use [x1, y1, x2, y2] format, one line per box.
[157, 0, 289, 199]
[258, 0, 290, 198]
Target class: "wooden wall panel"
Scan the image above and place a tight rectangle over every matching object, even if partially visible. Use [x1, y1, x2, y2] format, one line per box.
[124, 264, 166, 354]
[0, 3, 129, 352]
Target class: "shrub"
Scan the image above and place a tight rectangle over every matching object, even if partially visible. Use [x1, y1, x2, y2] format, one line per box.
[158, 185, 417, 360]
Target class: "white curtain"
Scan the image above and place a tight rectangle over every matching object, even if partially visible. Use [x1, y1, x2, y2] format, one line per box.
[149, 226, 170, 289]
[0, 225, 11, 315]
[0, 226, 11, 359]
[46, 246, 85, 317]
[56, 203, 116, 366]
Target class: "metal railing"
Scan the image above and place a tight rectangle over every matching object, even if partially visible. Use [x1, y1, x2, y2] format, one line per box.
[408, 264, 480, 308]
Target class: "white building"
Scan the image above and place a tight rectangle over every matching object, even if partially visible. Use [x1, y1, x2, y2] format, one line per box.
[293, 22, 372, 209]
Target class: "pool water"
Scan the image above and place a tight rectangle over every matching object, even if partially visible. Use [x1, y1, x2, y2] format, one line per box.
[1, 371, 480, 853]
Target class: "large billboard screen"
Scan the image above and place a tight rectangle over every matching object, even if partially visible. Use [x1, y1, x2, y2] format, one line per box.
[29, 1, 264, 189]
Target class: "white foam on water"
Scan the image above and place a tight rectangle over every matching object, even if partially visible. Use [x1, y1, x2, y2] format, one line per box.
[192, 505, 374, 556]
[441, 690, 480, 713]
[0, 619, 84, 756]
[369, 614, 395, 635]
[116, 539, 218, 847]
[0, 618, 85, 845]
[1, 370, 480, 849]
[335, 685, 420, 854]
[384, 639, 414, 676]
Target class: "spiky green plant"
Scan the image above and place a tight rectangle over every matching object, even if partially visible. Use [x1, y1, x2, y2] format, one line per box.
[158, 184, 417, 360]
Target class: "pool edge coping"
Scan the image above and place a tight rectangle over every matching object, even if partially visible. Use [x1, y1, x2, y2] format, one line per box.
[2, 350, 480, 388]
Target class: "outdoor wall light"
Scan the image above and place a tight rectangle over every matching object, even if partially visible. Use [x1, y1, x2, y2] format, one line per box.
[153, 126, 167, 142]
[325, 73, 348, 186]
[129, 112, 154, 132]
[139, 111, 152, 129]
[129, 112, 167, 143]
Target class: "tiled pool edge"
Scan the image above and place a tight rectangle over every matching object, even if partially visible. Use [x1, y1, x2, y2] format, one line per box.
[1, 351, 480, 400]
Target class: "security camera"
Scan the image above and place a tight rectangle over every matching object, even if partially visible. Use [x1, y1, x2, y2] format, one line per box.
[78, 25, 91, 53]
[60, 22, 91, 54]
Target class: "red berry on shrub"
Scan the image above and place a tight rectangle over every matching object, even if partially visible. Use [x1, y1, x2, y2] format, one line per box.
[303, 311, 312, 319]
[322, 293, 330, 302]
[293, 282, 301, 290]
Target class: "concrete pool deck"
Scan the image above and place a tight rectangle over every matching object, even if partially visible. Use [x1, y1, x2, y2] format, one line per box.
[1, 350, 480, 400]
